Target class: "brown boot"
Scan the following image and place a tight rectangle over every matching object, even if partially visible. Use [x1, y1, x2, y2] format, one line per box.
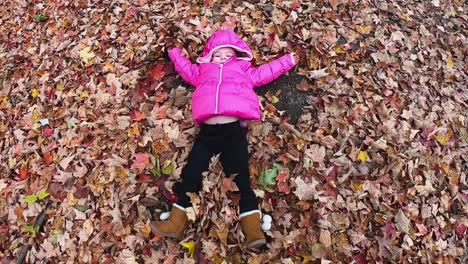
[150, 204, 189, 239]
[240, 210, 266, 249]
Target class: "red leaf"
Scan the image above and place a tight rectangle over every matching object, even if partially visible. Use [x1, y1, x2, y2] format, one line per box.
[149, 64, 166, 80]
[142, 244, 152, 257]
[129, 110, 147, 121]
[43, 151, 53, 165]
[456, 223, 466, 237]
[353, 251, 368, 264]
[291, 1, 301, 9]
[131, 153, 150, 171]
[0, 222, 8, 233]
[278, 181, 291, 194]
[19, 165, 30, 180]
[137, 173, 153, 183]
[43, 127, 54, 137]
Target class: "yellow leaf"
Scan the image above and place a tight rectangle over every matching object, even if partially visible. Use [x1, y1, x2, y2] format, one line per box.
[103, 60, 114, 72]
[356, 25, 372, 34]
[180, 241, 196, 258]
[80, 91, 89, 98]
[56, 84, 65, 91]
[8, 157, 16, 169]
[357, 151, 368, 163]
[79, 46, 95, 64]
[32, 109, 40, 122]
[32, 88, 40, 98]
[334, 45, 345, 55]
[351, 181, 363, 192]
[446, 56, 454, 69]
[2, 96, 8, 104]
[434, 133, 451, 145]
[386, 147, 394, 155]
[272, 95, 279, 104]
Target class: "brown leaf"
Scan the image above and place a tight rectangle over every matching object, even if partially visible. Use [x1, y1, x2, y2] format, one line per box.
[221, 176, 238, 194]
[296, 79, 312, 92]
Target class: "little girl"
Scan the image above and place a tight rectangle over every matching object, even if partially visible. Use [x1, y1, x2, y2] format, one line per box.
[151, 29, 298, 249]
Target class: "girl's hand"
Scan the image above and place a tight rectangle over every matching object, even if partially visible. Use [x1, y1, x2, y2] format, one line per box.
[291, 53, 299, 65]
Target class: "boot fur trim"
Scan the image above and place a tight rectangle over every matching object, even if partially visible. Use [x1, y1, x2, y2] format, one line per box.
[239, 209, 261, 219]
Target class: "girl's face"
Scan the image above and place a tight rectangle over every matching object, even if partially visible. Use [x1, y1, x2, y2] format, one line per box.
[211, 47, 235, 64]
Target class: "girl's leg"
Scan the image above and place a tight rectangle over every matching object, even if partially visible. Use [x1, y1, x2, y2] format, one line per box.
[220, 126, 258, 213]
[176, 137, 212, 208]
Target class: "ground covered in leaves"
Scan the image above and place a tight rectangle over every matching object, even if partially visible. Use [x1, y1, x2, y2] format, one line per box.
[0, 0, 467, 263]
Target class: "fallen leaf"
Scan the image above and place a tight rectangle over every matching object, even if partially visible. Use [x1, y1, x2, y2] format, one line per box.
[395, 209, 411, 234]
[25, 194, 38, 204]
[320, 229, 332, 247]
[221, 176, 239, 194]
[131, 153, 150, 171]
[304, 144, 325, 163]
[357, 151, 368, 163]
[356, 25, 372, 34]
[149, 64, 166, 80]
[307, 68, 329, 79]
[79, 46, 95, 64]
[180, 241, 196, 258]
[296, 79, 312, 92]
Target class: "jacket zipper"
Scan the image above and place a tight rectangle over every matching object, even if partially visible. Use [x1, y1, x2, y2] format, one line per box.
[215, 63, 223, 114]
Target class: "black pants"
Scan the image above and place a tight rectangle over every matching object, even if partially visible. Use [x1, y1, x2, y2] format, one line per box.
[176, 121, 258, 213]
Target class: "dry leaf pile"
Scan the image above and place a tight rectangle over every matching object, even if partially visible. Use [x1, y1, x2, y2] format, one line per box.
[0, 0, 466, 263]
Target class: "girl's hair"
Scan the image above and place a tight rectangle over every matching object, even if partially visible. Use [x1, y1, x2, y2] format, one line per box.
[235, 50, 247, 58]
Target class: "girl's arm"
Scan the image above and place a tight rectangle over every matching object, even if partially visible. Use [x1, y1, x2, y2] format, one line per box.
[168, 48, 200, 86]
[247, 53, 297, 87]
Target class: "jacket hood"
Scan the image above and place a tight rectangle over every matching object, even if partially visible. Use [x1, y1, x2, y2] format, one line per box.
[197, 29, 253, 63]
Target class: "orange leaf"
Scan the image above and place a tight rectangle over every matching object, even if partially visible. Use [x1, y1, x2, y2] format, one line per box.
[265, 103, 276, 113]
[19, 165, 30, 180]
[297, 201, 311, 210]
[149, 64, 166, 80]
[221, 176, 239, 194]
[130, 110, 147, 121]
[43, 151, 53, 166]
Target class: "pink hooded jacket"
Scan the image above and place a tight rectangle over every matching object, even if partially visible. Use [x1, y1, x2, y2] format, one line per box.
[168, 29, 296, 124]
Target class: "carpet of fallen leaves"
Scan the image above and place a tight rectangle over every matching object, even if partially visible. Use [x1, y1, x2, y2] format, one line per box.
[0, 0, 467, 263]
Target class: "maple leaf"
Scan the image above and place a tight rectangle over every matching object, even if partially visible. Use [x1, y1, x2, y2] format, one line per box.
[129, 110, 147, 121]
[296, 79, 312, 92]
[149, 64, 166, 80]
[221, 176, 239, 194]
[131, 153, 150, 171]
[293, 177, 321, 201]
[79, 46, 95, 64]
[304, 144, 325, 163]
[258, 163, 282, 191]
[19, 165, 30, 180]
[308, 68, 329, 79]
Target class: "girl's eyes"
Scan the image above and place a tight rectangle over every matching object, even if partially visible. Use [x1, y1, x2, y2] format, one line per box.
[213, 53, 233, 57]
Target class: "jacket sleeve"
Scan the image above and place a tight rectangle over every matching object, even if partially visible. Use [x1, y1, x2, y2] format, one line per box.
[247, 53, 296, 88]
[168, 48, 200, 86]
